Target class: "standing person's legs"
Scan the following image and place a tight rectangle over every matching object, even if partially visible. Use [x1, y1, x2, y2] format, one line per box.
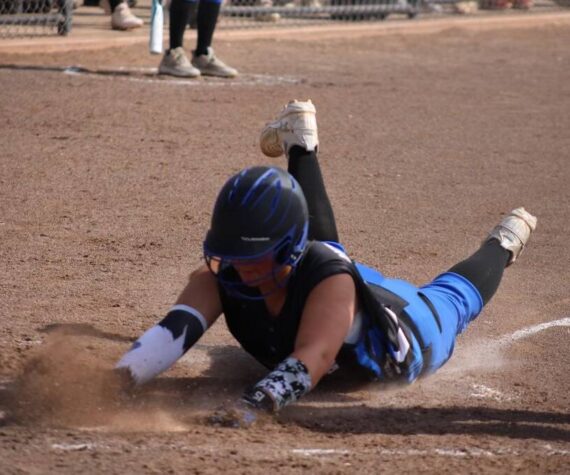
[169, 0, 194, 50]
[158, 0, 201, 78]
[195, 0, 221, 56]
[191, 0, 239, 78]
[260, 100, 339, 243]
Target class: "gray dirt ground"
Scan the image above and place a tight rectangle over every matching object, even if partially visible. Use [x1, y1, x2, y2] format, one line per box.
[0, 15, 569, 474]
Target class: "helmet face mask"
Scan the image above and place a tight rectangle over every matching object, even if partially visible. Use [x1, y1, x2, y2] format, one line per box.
[203, 166, 309, 301]
[204, 221, 308, 300]
[205, 252, 291, 300]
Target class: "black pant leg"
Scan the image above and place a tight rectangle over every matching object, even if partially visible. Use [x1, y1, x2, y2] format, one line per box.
[448, 239, 510, 305]
[287, 146, 339, 243]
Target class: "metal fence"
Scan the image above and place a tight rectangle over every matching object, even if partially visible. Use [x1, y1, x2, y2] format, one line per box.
[221, 0, 421, 26]
[0, 0, 73, 36]
[218, 0, 566, 27]
[0, 0, 567, 38]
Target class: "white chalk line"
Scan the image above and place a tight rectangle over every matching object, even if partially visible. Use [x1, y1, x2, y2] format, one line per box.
[51, 443, 97, 451]
[62, 66, 301, 87]
[464, 317, 570, 402]
[500, 317, 570, 345]
[469, 383, 514, 402]
[291, 445, 570, 458]
[48, 441, 570, 458]
[292, 449, 350, 456]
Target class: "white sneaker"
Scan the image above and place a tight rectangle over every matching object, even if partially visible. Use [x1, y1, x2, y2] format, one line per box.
[191, 48, 239, 78]
[260, 99, 318, 158]
[158, 47, 201, 78]
[486, 207, 537, 266]
[111, 3, 143, 30]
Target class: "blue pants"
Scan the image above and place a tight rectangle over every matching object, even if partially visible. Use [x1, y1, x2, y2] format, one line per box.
[356, 263, 484, 375]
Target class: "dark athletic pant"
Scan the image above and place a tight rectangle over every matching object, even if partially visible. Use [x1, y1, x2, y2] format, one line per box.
[169, 0, 221, 54]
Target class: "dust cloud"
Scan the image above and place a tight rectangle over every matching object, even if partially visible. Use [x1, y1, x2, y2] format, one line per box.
[442, 338, 508, 375]
[4, 331, 191, 432]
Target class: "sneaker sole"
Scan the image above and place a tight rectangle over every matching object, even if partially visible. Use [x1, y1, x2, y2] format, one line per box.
[260, 128, 283, 158]
[112, 24, 143, 31]
[260, 111, 317, 157]
[511, 207, 537, 230]
[193, 69, 238, 78]
[158, 68, 201, 78]
[259, 120, 317, 157]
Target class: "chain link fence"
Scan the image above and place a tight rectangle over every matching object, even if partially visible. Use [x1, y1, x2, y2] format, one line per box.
[221, 0, 421, 26]
[0, 0, 73, 36]
[218, 0, 567, 27]
[0, 0, 568, 38]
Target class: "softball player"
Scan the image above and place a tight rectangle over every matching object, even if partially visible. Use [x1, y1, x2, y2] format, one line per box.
[116, 100, 537, 426]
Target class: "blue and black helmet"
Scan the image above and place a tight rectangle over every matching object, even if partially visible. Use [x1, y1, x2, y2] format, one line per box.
[203, 166, 309, 296]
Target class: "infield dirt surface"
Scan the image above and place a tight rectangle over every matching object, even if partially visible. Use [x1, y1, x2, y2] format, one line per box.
[0, 14, 569, 474]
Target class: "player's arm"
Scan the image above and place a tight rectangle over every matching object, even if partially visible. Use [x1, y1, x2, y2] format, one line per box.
[242, 274, 356, 412]
[116, 265, 222, 385]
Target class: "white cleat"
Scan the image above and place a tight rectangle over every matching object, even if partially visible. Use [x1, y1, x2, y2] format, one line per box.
[111, 2, 143, 31]
[260, 99, 319, 158]
[486, 207, 537, 266]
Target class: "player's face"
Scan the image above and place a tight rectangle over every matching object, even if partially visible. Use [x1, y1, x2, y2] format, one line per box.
[205, 251, 293, 297]
[234, 258, 271, 280]
[233, 256, 280, 286]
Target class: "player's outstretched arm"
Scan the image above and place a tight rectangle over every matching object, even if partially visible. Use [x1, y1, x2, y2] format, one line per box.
[116, 265, 222, 385]
[243, 274, 356, 412]
[210, 274, 356, 428]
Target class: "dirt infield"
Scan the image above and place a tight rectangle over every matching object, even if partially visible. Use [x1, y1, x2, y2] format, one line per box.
[1, 15, 569, 474]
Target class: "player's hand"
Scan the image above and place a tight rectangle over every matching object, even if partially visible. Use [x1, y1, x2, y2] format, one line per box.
[208, 400, 260, 428]
[107, 367, 138, 401]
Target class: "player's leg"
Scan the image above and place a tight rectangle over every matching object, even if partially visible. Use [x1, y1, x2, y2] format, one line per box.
[446, 239, 509, 306]
[447, 207, 537, 305]
[169, 0, 194, 50]
[260, 100, 339, 243]
[288, 146, 339, 243]
[195, 0, 221, 56]
[191, 0, 238, 77]
[418, 207, 537, 372]
[158, 0, 201, 78]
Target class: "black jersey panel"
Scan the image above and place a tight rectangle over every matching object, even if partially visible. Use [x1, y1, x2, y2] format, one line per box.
[220, 241, 357, 369]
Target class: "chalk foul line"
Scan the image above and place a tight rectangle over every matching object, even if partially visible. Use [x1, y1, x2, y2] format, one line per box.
[500, 317, 570, 345]
[291, 445, 570, 458]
